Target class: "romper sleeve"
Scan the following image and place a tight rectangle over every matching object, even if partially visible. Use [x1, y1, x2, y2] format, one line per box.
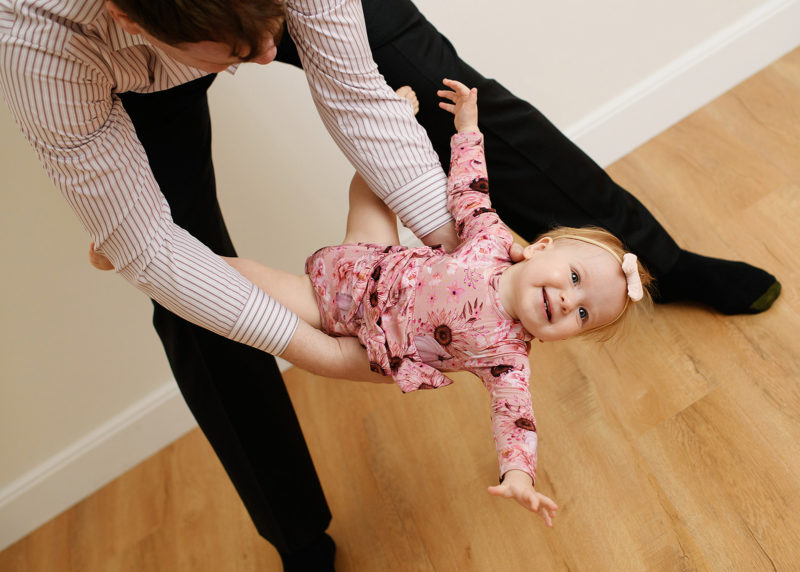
[447, 131, 511, 247]
[472, 353, 538, 483]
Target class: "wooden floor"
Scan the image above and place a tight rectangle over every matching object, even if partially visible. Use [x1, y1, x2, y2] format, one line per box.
[4, 48, 800, 572]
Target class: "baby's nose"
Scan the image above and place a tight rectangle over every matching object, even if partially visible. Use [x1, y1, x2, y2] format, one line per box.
[560, 291, 574, 313]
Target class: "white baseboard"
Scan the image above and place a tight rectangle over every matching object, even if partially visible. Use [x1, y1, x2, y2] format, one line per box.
[0, 359, 294, 552]
[567, 0, 800, 168]
[0, 382, 196, 550]
[1, 0, 798, 553]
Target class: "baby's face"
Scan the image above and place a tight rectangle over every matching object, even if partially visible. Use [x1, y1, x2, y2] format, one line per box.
[505, 238, 627, 341]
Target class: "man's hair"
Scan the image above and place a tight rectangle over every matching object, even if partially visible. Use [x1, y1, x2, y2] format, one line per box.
[111, 0, 286, 59]
[535, 226, 656, 341]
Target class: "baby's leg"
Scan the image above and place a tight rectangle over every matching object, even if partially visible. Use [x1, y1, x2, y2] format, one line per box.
[342, 85, 419, 246]
[228, 85, 419, 326]
[342, 172, 401, 246]
[87, 246, 322, 328]
[224, 257, 322, 329]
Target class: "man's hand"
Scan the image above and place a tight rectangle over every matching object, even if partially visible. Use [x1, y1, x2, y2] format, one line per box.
[281, 319, 393, 384]
[333, 336, 395, 384]
[421, 221, 459, 253]
[88, 243, 114, 270]
[509, 242, 525, 262]
[488, 469, 558, 527]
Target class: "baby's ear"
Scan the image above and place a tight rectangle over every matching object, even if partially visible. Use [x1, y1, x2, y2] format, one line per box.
[523, 237, 552, 258]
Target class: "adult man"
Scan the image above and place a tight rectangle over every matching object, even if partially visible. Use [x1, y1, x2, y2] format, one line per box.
[2, 0, 450, 568]
[0, 0, 779, 570]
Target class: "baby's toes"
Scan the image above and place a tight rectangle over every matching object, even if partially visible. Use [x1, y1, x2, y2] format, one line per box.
[395, 85, 413, 98]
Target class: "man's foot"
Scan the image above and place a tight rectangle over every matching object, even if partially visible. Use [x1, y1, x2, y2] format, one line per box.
[655, 250, 781, 314]
[281, 532, 336, 572]
[396, 85, 419, 115]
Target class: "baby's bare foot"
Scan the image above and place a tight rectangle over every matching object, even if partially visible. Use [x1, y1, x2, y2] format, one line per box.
[395, 85, 419, 115]
[88, 242, 114, 270]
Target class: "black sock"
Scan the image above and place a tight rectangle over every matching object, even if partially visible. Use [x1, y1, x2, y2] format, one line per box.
[281, 532, 336, 572]
[655, 250, 781, 315]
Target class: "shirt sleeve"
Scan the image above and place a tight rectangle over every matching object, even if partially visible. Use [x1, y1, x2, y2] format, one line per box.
[285, 0, 452, 239]
[473, 354, 538, 483]
[0, 20, 297, 355]
[447, 131, 514, 250]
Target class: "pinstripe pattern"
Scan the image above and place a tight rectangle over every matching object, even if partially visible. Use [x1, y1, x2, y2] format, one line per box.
[0, 0, 452, 356]
[288, 0, 450, 238]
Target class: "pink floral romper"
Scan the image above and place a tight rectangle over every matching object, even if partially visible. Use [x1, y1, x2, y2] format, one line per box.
[305, 132, 538, 483]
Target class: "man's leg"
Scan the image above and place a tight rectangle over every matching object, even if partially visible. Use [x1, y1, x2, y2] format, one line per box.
[278, 0, 779, 314]
[118, 75, 334, 570]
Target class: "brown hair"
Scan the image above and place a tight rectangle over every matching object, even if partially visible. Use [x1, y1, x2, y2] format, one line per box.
[535, 226, 656, 341]
[110, 0, 286, 60]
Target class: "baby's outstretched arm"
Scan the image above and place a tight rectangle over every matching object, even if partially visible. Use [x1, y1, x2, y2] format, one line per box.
[488, 470, 558, 527]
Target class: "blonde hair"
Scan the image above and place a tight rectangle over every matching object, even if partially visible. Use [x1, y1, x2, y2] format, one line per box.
[534, 226, 655, 341]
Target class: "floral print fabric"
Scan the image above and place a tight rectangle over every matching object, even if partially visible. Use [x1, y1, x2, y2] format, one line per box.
[305, 132, 538, 482]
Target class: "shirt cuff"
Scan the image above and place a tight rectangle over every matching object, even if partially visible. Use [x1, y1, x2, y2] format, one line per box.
[383, 167, 453, 239]
[230, 285, 300, 355]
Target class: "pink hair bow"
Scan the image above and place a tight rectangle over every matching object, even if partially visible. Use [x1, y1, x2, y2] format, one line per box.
[622, 253, 643, 301]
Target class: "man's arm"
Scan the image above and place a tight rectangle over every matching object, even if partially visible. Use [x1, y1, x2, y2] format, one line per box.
[0, 14, 356, 372]
[286, 0, 457, 250]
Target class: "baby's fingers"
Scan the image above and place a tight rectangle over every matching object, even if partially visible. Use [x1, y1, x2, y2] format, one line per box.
[538, 493, 559, 512]
[538, 505, 554, 527]
[438, 101, 456, 115]
[536, 495, 558, 527]
[487, 483, 512, 498]
[441, 77, 469, 93]
[436, 88, 457, 102]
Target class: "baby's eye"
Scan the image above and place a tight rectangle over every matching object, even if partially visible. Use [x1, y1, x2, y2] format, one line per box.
[578, 307, 588, 322]
[571, 270, 579, 284]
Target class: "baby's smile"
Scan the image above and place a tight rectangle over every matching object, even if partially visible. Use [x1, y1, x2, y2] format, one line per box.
[542, 288, 551, 321]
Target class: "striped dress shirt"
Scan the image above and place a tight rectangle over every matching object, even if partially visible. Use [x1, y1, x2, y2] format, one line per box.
[0, 0, 451, 355]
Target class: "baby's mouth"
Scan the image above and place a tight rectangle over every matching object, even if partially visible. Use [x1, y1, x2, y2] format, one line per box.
[543, 288, 551, 322]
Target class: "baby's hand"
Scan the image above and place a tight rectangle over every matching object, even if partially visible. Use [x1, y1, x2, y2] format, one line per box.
[488, 470, 558, 527]
[437, 78, 479, 133]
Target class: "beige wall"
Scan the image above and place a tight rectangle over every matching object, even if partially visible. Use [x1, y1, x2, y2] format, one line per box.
[0, 103, 170, 485]
[413, 0, 765, 128]
[0, 0, 788, 540]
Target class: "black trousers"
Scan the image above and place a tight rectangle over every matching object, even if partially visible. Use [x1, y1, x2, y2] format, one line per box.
[118, 76, 330, 556]
[117, 0, 685, 557]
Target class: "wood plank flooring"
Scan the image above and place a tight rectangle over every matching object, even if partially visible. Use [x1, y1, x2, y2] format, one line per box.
[3, 47, 799, 572]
